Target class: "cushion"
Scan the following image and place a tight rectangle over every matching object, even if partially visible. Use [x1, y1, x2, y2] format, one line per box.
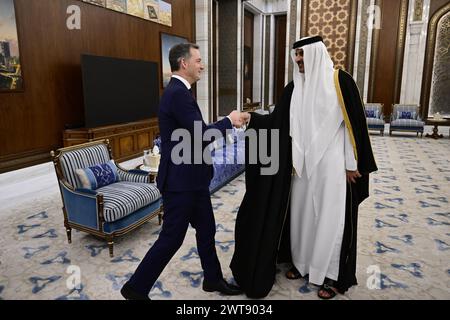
[117, 169, 151, 183]
[59, 144, 111, 189]
[366, 118, 385, 126]
[98, 181, 161, 222]
[397, 111, 416, 120]
[75, 160, 118, 190]
[390, 119, 424, 128]
[366, 109, 377, 118]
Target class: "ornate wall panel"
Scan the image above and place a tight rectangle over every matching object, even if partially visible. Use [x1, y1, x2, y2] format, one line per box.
[421, 2, 450, 119]
[301, 0, 357, 72]
[356, 0, 372, 96]
[287, 0, 298, 82]
[414, 0, 424, 21]
[428, 11, 450, 117]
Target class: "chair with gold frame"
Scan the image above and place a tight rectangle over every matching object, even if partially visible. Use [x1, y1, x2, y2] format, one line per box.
[51, 139, 162, 257]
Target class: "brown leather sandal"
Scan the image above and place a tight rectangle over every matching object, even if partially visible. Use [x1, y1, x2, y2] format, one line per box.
[285, 267, 302, 280]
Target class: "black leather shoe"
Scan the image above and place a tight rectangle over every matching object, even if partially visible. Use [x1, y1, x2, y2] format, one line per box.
[203, 278, 243, 296]
[120, 282, 151, 300]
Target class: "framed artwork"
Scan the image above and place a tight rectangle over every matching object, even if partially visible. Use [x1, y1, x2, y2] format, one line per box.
[126, 0, 145, 18]
[0, 0, 23, 92]
[158, 0, 172, 27]
[83, 0, 106, 7]
[143, 0, 159, 23]
[160, 33, 188, 88]
[81, 0, 170, 27]
[105, 0, 127, 13]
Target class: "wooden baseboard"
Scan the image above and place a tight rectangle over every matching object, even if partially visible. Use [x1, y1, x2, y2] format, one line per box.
[0, 148, 53, 174]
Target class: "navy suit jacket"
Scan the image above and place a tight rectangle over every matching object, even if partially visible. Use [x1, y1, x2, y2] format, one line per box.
[156, 78, 232, 192]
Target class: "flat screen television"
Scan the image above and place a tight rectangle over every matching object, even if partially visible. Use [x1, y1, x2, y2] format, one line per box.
[81, 54, 159, 128]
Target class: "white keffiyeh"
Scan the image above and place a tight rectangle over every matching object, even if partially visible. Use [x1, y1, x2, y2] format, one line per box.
[289, 40, 343, 178]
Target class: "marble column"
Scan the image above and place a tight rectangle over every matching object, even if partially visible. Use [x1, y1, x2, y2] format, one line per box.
[285, 0, 298, 84]
[195, 0, 212, 122]
[400, 0, 430, 105]
[353, 0, 373, 101]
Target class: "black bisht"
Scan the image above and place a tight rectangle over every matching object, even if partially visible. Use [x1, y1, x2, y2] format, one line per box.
[230, 70, 377, 298]
[230, 82, 295, 298]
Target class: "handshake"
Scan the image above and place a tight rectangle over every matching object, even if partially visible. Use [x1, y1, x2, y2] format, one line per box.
[228, 111, 251, 129]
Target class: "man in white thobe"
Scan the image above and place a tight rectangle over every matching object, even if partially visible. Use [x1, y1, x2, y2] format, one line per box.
[233, 36, 376, 299]
[288, 38, 361, 299]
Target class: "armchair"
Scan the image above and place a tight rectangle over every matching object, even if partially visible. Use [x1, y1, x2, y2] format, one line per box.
[365, 103, 386, 135]
[51, 139, 162, 257]
[389, 104, 424, 137]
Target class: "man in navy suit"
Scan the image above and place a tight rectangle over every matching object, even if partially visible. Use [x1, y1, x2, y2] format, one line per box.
[121, 43, 244, 300]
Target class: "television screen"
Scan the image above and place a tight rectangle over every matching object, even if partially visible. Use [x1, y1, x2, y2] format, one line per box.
[81, 54, 159, 128]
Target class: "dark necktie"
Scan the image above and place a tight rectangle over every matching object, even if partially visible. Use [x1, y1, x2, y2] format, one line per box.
[189, 88, 195, 99]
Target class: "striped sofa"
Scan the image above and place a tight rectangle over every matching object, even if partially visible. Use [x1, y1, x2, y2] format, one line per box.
[51, 140, 162, 257]
[209, 129, 245, 194]
[389, 104, 424, 137]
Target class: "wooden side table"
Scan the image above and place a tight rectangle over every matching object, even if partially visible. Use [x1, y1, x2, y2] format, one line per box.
[136, 164, 158, 183]
[426, 119, 448, 139]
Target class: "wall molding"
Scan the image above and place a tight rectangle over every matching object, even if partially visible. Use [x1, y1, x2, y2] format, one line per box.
[393, 0, 409, 105]
[420, 2, 450, 120]
[0, 149, 52, 174]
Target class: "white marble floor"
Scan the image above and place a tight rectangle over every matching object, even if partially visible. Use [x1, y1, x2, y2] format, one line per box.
[0, 131, 449, 300]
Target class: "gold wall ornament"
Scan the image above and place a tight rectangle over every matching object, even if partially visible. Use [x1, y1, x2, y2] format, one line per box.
[356, 0, 373, 96]
[414, 0, 424, 21]
[393, 0, 409, 105]
[300, 0, 357, 73]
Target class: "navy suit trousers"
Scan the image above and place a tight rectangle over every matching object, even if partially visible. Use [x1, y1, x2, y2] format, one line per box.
[127, 189, 223, 295]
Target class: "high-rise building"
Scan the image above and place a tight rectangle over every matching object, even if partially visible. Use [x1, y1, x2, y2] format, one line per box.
[0, 41, 11, 58]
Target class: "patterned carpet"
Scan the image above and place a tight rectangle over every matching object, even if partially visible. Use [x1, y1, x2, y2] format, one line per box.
[0, 135, 449, 300]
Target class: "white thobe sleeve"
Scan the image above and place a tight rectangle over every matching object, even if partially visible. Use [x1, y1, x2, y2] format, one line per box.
[344, 122, 357, 171]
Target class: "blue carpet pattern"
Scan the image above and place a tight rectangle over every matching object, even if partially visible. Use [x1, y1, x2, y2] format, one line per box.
[0, 136, 448, 300]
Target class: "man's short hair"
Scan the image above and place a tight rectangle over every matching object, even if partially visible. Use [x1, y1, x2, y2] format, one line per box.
[169, 43, 199, 72]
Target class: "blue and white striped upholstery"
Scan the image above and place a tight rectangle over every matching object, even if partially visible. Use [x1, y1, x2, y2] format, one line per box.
[364, 103, 385, 132]
[365, 103, 383, 117]
[392, 105, 419, 116]
[390, 119, 425, 128]
[52, 140, 163, 256]
[366, 117, 385, 126]
[59, 144, 111, 189]
[98, 181, 161, 222]
[390, 104, 424, 133]
[365, 103, 382, 117]
[117, 168, 151, 184]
